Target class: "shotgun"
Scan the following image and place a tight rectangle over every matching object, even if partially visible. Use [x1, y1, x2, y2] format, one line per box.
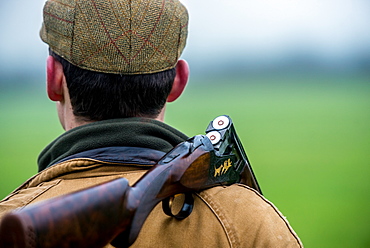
[0, 115, 262, 248]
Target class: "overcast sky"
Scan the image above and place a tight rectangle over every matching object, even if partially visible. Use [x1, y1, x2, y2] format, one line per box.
[0, 0, 369, 77]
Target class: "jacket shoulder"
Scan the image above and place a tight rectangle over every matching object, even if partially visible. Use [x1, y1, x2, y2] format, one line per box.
[195, 184, 303, 248]
[133, 184, 303, 248]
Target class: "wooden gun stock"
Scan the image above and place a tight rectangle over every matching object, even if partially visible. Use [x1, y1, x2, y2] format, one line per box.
[0, 115, 262, 248]
[0, 178, 131, 248]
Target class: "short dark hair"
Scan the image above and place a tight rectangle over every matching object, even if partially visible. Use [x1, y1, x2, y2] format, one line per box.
[50, 50, 176, 121]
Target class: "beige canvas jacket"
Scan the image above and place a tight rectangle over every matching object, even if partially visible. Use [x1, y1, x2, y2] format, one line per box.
[0, 119, 303, 247]
[0, 160, 302, 247]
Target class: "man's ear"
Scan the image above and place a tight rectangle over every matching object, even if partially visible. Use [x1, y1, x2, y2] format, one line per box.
[167, 60, 189, 103]
[46, 55, 64, 102]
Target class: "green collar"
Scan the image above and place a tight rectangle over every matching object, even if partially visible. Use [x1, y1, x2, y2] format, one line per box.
[37, 118, 188, 172]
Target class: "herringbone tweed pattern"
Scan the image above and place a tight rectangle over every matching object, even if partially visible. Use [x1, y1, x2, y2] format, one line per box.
[40, 0, 188, 74]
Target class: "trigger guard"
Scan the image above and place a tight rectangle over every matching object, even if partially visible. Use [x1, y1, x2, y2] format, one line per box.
[162, 193, 194, 220]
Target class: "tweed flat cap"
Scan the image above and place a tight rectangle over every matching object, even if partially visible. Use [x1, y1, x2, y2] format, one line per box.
[40, 0, 188, 74]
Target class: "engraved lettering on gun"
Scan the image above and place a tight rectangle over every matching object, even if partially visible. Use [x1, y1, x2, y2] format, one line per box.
[213, 159, 233, 177]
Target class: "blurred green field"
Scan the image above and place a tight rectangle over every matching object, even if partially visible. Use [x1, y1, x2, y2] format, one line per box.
[0, 74, 369, 247]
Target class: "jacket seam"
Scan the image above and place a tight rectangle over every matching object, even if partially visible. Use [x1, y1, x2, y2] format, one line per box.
[24, 179, 62, 207]
[5, 179, 62, 209]
[195, 191, 235, 248]
[52, 158, 154, 168]
[237, 184, 303, 247]
[18, 158, 153, 189]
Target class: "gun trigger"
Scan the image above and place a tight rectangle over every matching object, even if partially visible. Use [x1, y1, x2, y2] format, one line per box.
[162, 193, 194, 220]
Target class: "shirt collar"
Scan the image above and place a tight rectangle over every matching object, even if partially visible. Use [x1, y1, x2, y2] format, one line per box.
[38, 118, 188, 172]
